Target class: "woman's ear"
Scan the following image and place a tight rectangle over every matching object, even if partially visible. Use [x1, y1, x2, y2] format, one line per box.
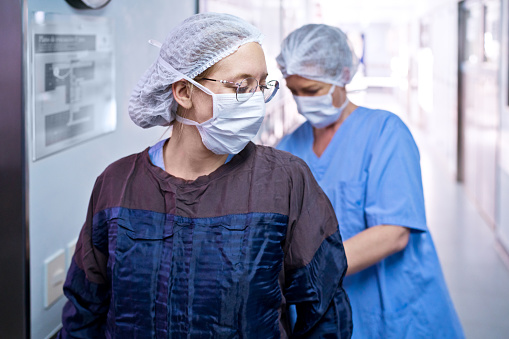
[341, 67, 351, 84]
[332, 85, 347, 108]
[172, 80, 193, 110]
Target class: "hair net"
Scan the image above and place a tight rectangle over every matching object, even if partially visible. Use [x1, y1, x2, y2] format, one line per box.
[129, 12, 263, 128]
[276, 24, 358, 87]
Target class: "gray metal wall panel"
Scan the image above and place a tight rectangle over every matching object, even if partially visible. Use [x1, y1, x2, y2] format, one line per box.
[0, 0, 29, 338]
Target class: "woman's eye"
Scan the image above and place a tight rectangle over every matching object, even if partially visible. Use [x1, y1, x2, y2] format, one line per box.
[238, 86, 249, 93]
[304, 89, 319, 95]
[223, 84, 237, 93]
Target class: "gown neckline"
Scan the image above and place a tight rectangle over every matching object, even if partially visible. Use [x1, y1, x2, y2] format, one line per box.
[145, 141, 253, 188]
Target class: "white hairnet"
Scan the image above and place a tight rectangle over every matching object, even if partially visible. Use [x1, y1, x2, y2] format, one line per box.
[129, 12, 263, 128]
[276, 24, 358, 87]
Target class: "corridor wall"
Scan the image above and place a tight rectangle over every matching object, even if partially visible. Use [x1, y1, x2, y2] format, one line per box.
[413, 0, 459, 176]
[22, 1, 195, 338]
[416, 0, 509, 256]
[497, 0, 509, 255]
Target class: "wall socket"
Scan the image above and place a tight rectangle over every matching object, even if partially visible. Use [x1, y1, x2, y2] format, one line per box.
[44, 249, 66, 308]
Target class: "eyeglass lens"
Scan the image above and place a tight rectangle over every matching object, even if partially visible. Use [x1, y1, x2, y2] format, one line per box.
[263, 80, 279, 103]
[236, 77, 279, 103]
[236, 77, 258, 102]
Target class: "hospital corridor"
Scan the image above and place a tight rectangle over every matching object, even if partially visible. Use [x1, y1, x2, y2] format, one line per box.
[1, 0, 509, 338]
[354, 88, 509, 338]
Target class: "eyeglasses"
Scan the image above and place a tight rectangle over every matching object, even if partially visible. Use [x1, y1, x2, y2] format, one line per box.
[201, 77, 279, 103]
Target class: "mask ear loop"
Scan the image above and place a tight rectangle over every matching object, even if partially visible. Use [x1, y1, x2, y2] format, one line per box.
[336, 97, 350, 110]
[156, 56, 218, 126]
[156, 56, 214, 96]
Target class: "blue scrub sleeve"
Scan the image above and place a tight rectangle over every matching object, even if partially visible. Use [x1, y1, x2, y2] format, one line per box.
[276, 134, 291, 151]
[364, 116, 427, 231]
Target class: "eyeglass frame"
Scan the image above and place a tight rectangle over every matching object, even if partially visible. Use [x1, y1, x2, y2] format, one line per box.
[201, 77, 279, 103]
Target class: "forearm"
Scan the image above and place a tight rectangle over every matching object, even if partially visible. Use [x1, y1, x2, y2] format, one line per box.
[343, 224, 410, 276]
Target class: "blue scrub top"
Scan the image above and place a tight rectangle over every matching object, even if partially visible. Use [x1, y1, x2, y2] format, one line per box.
[278, 107, 464, 338]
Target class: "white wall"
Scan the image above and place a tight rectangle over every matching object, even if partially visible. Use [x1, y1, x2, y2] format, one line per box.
[24, 1, 195, 338]
[419, 1, 459, 176]
[497, 0, 509, 252]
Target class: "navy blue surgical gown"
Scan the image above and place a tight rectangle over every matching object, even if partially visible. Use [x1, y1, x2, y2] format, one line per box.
[278, 106, 464, 338]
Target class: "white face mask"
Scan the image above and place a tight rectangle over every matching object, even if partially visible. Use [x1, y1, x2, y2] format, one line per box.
[293, 85, 349, 128]
[175, 78, 266, 155]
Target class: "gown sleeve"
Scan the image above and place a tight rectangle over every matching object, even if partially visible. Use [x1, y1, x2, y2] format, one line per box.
[283, 157, 353, 338]
[364, 116, 427, 231]
[58, 177, 110, 338]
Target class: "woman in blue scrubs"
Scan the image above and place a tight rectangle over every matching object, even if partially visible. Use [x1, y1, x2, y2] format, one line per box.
[277, 24, 464, 338]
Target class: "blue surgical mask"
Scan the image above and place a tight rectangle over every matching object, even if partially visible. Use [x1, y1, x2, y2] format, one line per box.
[293, 85, 349, 128]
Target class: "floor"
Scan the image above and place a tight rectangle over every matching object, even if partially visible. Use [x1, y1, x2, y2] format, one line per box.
[350, 88, 509, 338]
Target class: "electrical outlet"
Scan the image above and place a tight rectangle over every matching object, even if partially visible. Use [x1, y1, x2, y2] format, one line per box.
[44, 249, 66, 308]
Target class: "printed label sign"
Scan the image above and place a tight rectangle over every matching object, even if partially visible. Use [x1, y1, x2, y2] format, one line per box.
[30, 12, 116, 160]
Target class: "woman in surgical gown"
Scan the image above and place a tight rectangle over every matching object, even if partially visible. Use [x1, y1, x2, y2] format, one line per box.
[58, 15, 352, 338]
[277, 24, 465, 338]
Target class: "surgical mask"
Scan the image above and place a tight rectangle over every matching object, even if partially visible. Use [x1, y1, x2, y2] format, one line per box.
[293, 85, 349, 128]
[175, 77, 266, 155]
